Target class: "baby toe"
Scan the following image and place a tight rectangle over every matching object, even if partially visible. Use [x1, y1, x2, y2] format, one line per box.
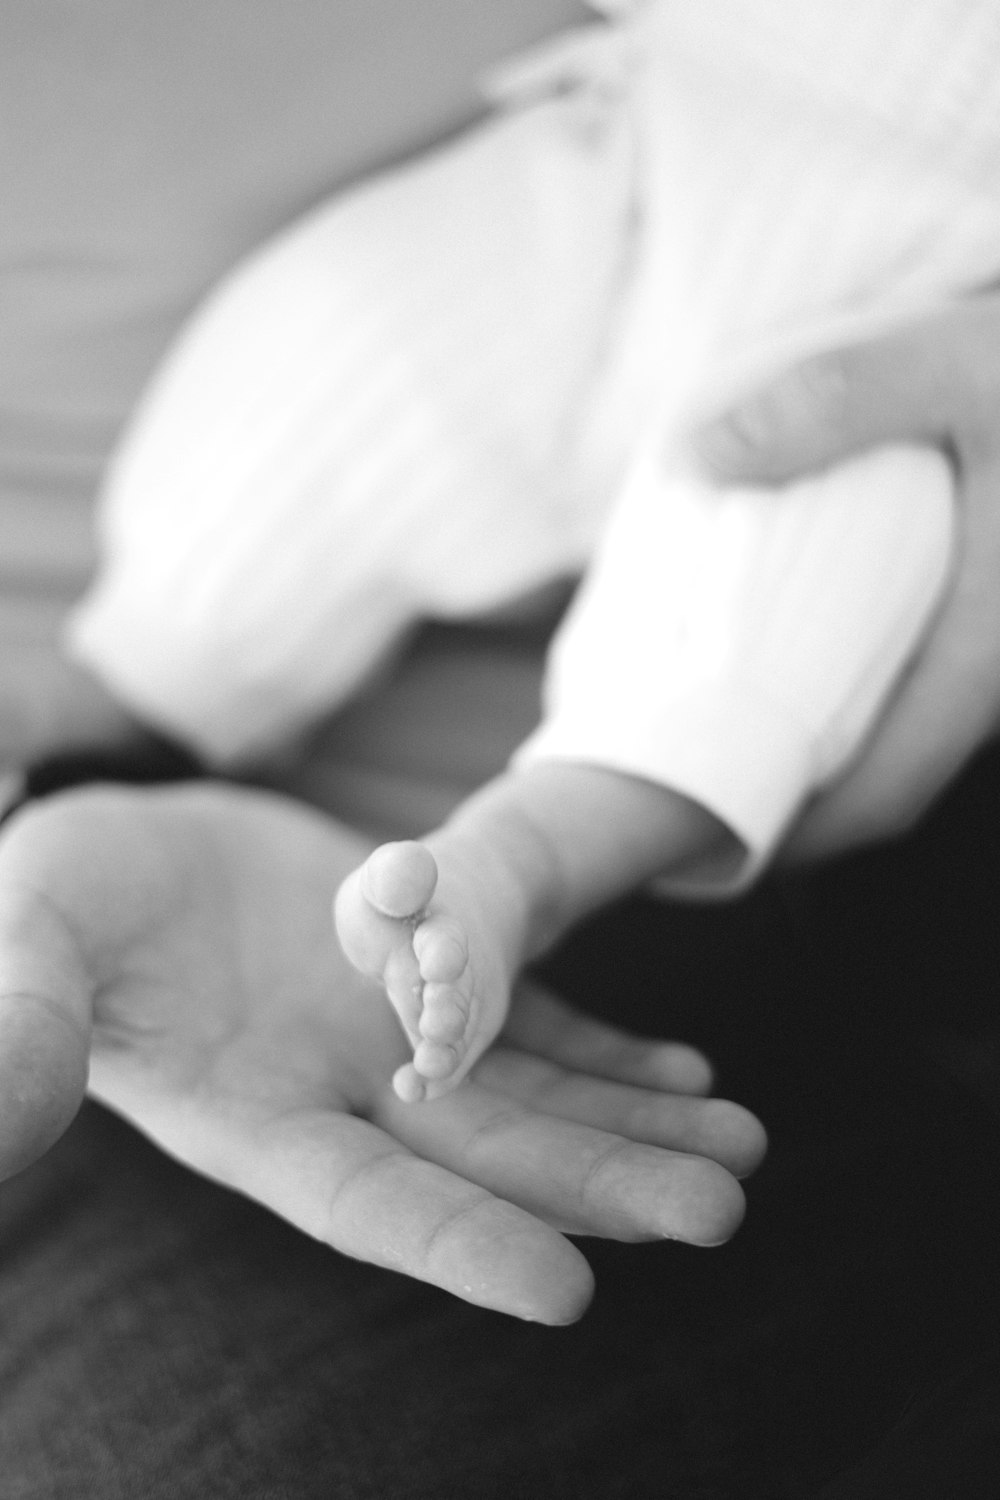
[419, 982, 469, 1044]
[362, 841, 438, 920]
[413, 916, 468, 984]
[392, 1062, 427, 1104]
[413, 1037, 462, 1080]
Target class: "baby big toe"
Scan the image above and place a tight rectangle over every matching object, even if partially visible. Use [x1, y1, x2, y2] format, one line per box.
[361, 841, 438, 920]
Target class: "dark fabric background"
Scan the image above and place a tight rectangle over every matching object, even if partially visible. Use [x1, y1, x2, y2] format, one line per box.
[1, 748, 998, 1498]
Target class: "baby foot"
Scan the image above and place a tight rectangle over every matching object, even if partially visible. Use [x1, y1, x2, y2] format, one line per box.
[334, 840, 511, 1103]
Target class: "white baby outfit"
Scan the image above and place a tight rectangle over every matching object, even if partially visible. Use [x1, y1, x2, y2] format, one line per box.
[69, 0, 1000, 885]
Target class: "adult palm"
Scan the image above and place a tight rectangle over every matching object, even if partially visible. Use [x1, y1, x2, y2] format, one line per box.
[0, 781, 760, 1323]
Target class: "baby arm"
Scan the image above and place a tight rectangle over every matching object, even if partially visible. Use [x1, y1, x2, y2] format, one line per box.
[337, 440, 955, 1102]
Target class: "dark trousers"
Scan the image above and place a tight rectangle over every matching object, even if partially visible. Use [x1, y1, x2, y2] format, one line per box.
[2, 753, 999, 1498]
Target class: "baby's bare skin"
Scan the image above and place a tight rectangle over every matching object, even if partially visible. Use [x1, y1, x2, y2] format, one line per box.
[336, 761, 728, 1101]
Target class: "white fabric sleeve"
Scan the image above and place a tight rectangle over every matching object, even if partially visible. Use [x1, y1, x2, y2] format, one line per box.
[514, 442, 955, 893]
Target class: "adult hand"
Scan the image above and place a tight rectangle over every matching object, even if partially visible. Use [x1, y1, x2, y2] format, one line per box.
[691, 296, 1000, 859]
[0, 781, 763, 1324]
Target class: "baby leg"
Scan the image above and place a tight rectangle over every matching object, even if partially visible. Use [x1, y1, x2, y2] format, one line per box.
[335, 761, 725, 1101]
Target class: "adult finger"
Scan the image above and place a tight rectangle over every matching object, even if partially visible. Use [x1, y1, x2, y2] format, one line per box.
[99, 1080, 595, 1325]
[0, 876, 92, 1178]
[503, 980, 716, 1094]
[474, 1045, 767, 1178]
[784, 440, 1000, 857]
[383, 1080, 746, 1248]
[689, 303, 997, 484]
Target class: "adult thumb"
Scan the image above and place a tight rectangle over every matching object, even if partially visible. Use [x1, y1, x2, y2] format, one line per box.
[689, 314, 969, 484]
[0, 871, 91, 1179]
